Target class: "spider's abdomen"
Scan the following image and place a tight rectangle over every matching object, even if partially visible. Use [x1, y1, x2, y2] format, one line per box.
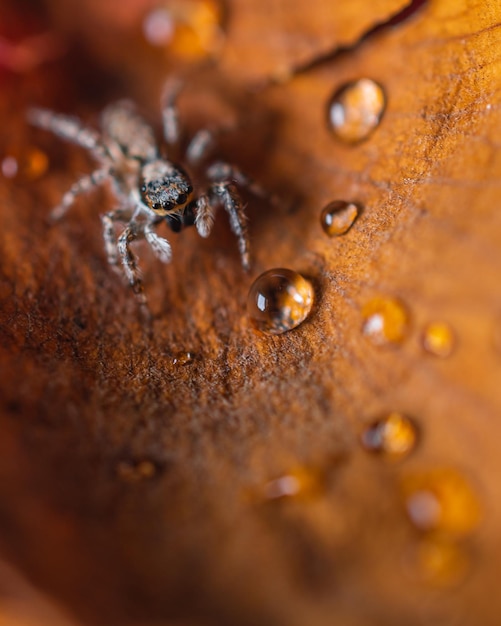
[101, 100, 158, 162]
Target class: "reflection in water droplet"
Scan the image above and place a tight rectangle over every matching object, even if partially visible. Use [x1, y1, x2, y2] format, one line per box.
[143, 0, 224, 58]
[263, 467, 322, 500]
[116, 459, 157, 483]
[411, 537, 470, 587]
[247, 268, 314, 335]
[401, 468, 481, 536]
[422, 322, 455, 357]
[172, 351, 194, 366]
[328, 79, 386, 143]
[362, 296, 410, 346]
[360, 412, 418, 459]
[320, 200, 360, 236]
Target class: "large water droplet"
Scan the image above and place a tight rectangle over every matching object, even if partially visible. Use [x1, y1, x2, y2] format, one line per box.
[360, 412, 418, 460]
[400, 468, 481, 536]
[422, 322, 455, 357]
[247, 268, 314, 335]
[362, 296, 410, 346]
[328, 78, 386, 143]
[320, 200, 360, 236]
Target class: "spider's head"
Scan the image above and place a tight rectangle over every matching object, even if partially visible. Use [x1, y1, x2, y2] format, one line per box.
[140, 160, 193, 216]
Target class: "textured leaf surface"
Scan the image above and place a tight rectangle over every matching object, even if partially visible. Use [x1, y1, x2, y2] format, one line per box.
[0, 0, 500, 625]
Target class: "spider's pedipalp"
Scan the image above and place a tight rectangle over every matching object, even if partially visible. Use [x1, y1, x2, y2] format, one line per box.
[144, 223, 172, 264]
[194, 194, 215, 238]
[51, 167, 111, 221]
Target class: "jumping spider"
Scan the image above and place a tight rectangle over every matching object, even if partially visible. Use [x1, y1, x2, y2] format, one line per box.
[28, 82, 269, 303]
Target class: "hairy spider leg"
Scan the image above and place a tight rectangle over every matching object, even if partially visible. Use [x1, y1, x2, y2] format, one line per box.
[186, 129, 215, 165]
[161, 80, 183, 148]
[27, 107, 110, 162]
[51, 167, 111, 221]
[117, 222, 146, 304]
[101, 207, 132, 267]
[208, 177, 250, 270]
[207, 161, 278, 206]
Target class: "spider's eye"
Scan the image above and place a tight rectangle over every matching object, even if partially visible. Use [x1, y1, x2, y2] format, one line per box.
[153, 203, 162, 211]
[141, 184, 147, 193]
[177, 193, 187, 205]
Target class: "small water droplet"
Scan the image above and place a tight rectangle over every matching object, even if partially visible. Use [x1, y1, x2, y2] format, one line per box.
[24, 147, 48, 180]
[362, 296, 410, 346]
[116, 459, 158, 483]
[401, 468, 481, 536]
[143, 8, 175, 46]
[144, 0, 224, 58]
[172, 351, 194, 366]
[263, 467, 322, 500]
[409, 537, 470, 587]
[1, 147, 48, 180]
[1, 155, 18, 178]
[247, 268, 314, 335]
[320, 200, 360, 236]
[422, 322, 455, 357]
[360, 412, 418, 459]
[328, 78, 386, 143]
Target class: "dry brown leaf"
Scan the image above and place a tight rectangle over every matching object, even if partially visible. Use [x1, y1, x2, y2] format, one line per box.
[0, 1, 500, 625]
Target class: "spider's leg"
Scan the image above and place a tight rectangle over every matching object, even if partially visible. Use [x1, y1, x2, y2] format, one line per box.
[117, 223, 146, 304]
[101, 207, 131, 267]
[161, 79, 183, 148]
[28, 107, 109, 162]
[208, 180, 250, 270]
[186, 129, 215, 166]
[51, 167, 110, 221]
[207, 161, 278, 205]
[144, 221, 172, 264]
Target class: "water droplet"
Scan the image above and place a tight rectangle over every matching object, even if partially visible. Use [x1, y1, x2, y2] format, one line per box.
[263, 467, 322, 500]
[247, 268, 314, 335]
[116, 459, 158, 483]
[409, 537, 470, 587]
[172, 351, 194, 366]
[1, 155, 18, 178]
[422, 322, 455, 357]
[362, 296, 410, 346]
[360, 412, 418, 460]
[143, 0, 224, 58]
[24, 147, 49, 180]
[1, 147, 48, 180]
[143, 8, 175, 46]
[401, 468, 481, 536]
[328, 78, 386, 143]
[320, 200, 360, 236]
